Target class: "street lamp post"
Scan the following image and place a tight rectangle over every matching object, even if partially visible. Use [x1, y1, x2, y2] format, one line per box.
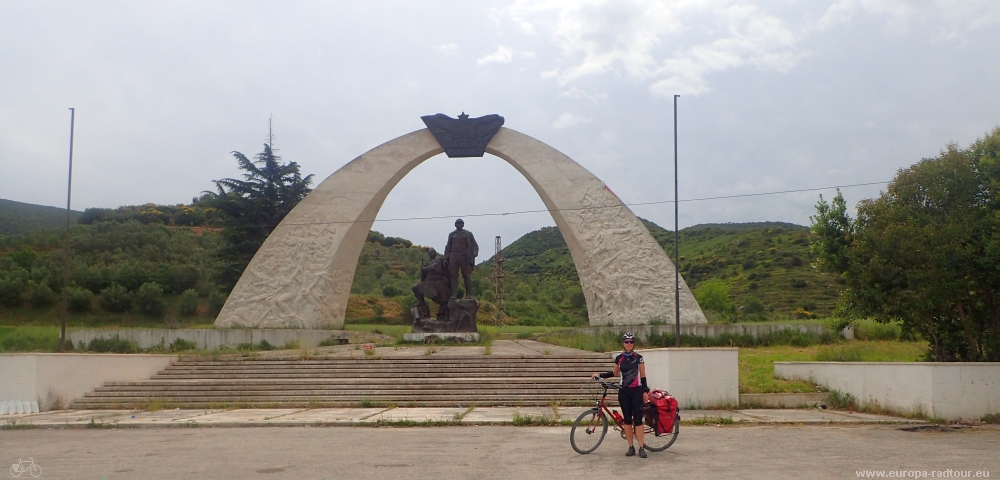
[60, 108, 75, 352]
[674, 95, 680, 348]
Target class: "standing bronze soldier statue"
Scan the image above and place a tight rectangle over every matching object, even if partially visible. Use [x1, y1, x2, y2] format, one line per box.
[411, 248, 450, 320]
[445, 218, 478, 299]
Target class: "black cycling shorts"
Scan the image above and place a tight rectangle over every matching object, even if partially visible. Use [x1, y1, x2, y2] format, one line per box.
[618, 386, 644, 426]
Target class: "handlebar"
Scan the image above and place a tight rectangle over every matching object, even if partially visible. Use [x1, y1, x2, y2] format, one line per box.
[592, 377, 620, 390]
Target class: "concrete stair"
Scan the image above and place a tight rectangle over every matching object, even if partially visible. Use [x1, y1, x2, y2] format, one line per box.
[70, 357, 614, 409]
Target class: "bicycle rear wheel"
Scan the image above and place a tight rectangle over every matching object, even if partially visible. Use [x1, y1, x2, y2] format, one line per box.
[642, 415, 679, 452]
[570, 408, 608, 454]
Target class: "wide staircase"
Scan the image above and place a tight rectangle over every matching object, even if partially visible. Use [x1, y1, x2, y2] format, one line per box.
[70, 356, 612, 409]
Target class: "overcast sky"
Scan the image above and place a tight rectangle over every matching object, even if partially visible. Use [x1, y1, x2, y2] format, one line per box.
[2, 0, 999, 251]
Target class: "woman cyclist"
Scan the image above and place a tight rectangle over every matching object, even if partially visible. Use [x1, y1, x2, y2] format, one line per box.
[591, 333, 650, 458]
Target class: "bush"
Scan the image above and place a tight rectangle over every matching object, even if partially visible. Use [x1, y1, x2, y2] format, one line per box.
[133, 282, 166, 315]
[741, 296, 765, 314]
[0, 278, 26, 307]
[169, 338, 199, 352]
[207, 291, 228, 317]
[382, 285, 402, 297]
[399, 294, 417, 312]
[67, 286, 94, 312]
[86, 335, 140, 353]
[693, 279, 732, 313]
[99, 284, 132, 312]
[178, 289, 199, 317]
[236, 340, 275, 351]
[854, 319, 902, 341]
[26, 281, 58, 308]
[161, 265, 201, 294]
[569, 289, 586, 308]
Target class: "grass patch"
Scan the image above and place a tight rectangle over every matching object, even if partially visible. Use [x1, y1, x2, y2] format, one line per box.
[539, 328, 843, 353]
[813, 341, 924, 362]
[739, 341, 927, 394]
[685, 416, 736, 426]
[357, 399, 387, 409]
[511, 413, 571, 426]
[371, 418, 463, 427]
[0, 325, 62, 352]
[981, 413, 1000, 424]
[1, 420, 36, 430]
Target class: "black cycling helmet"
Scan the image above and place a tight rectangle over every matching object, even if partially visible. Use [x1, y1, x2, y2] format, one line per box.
[622, 332, 635, 342]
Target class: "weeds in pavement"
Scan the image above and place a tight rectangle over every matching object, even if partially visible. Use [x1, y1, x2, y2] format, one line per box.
[686, 416, 736, 426]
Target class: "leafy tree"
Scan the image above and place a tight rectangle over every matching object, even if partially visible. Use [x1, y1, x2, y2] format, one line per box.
[99, 284, 132, 313]
[133, 282, 166, 316]
[693, 279, 733, 313]
[0, 278, 25, 307]
[178, 289, 199, 317]
[810, 189, 853, 274]
[206, 139, 314, 290]
[67, 286, 94, 312]
[25, 281, 57, 308]
[834, 129, 1000, 361]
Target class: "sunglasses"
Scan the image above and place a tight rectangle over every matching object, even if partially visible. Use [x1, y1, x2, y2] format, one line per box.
[623, 340, 635, 344]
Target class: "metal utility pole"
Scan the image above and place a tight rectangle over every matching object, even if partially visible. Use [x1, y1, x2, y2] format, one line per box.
[60, 108, 76, 352]
[490, 236, 506, 325]
[673, 95, 681, 348]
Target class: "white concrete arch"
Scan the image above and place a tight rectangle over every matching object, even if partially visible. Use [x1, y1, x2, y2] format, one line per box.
[214, 127, 707, 328]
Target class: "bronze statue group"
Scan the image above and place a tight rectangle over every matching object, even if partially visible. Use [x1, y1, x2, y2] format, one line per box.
[411, 219, 479, 321]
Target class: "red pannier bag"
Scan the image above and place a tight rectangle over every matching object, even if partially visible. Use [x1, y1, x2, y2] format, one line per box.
[645, 389, 679, 435]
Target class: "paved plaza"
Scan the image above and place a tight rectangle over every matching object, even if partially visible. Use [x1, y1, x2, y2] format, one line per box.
[2, 424, 997, 479]
[4, 405, 926, 428]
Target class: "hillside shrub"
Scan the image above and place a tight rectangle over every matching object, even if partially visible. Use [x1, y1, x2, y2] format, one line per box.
[693, 279, 732, 313]
[400, 294, 418, 312]
[569, 289, 586, 308]
[741, 296, 765, 314]
[178, 289, 199, 317]
[98, 284, 132, 313]
[161, 265, 200, 294]
[207, 291, 228, 317]
[0, 278, 25, 307]
[26, 281, 58, 308]
[381, 285, 402, 297]
[67, 286, 94, 312]
[114, 262, 149, 291]
[133, 282, 166, 316]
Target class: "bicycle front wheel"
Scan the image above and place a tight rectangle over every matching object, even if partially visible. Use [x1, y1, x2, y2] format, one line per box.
[570, 408, 608, 454]
[643, 415, 679, 452]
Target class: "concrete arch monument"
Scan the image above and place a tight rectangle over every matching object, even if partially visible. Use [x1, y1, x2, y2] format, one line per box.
[215, 118, 707, 328]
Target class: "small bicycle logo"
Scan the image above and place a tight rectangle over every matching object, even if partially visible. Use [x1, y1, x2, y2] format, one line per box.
[9, 458, 41, 478]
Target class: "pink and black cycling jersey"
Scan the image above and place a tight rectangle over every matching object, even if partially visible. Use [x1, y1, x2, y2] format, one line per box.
[614, 351, 644, 388]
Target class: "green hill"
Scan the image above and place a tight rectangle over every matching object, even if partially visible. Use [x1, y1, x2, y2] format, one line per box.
[1, 203, 840, 329]
[643, 221, 840, 319]
[0, 199, 82, 235]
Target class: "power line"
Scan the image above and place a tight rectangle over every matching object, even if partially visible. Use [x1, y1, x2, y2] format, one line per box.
[269, 180, 888, 227]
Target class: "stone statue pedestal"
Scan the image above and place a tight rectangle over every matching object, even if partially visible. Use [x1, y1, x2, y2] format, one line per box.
[405, 298, 479, 343]
[402, 332, 479, 343]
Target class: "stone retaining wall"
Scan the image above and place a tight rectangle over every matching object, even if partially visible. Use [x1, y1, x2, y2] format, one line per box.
[774, 361, 1000, 420]
[68, 329, 352, 351]
[567, 323, 830, 341]
[0, 353, 174, 411]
